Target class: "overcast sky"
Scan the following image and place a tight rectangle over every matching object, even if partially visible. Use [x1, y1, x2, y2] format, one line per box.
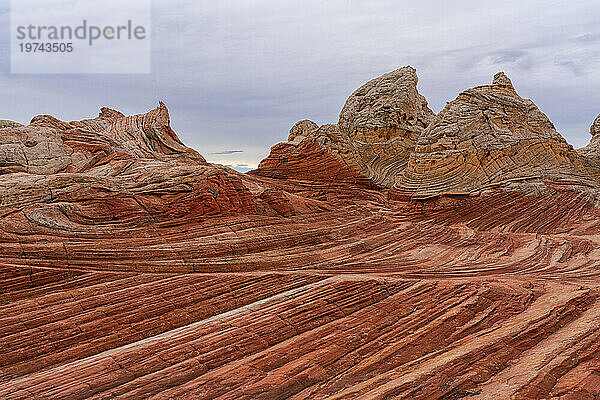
[1, 0, 600, 170]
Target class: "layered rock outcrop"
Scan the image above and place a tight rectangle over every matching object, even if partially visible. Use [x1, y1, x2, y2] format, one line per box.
[2, 69, 600, 400]
[338, 66, 434, 142]
[252, 66, 434, 187]
[287, 119, 318, 142]
[592, 114, 600, 139]
[0, 120, 23, 129]
[0, 104, 331, 230]
[578, 114, 600, 181]
[395, 72, 593, 198]
[0, 103, 206, 176]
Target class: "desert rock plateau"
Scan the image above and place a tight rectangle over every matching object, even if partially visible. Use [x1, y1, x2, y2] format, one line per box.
[2, 68, 600, 399]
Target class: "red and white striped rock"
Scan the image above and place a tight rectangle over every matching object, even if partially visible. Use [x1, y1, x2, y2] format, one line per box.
[2, 71, 600, 400]
[396, 72, 594, 198]
[253, 66, 435, 188]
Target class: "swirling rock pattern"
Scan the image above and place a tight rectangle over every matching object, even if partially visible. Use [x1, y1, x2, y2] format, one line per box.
[2, 71, 600, 399]
[253, 66, 434, 187]
[288, 119, 318, 142]
[396, 73, 594, 198]
[338, 66, 434, 143]
[579, 114, 600, 181]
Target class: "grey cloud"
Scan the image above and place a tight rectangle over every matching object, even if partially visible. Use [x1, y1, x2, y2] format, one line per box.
[1, 0, 600, 166]
[209, 150, 244, 155]
[492, 50, 528, 64]
[554, 59, 583, 76]
[573, 33, 600, 43]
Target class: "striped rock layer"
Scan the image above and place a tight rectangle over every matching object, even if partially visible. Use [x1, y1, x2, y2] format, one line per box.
[2, 73, 600, 399]
[252, 66, 435, 188]
[578, 113, 600, 180]
[395, 72, 596, 198]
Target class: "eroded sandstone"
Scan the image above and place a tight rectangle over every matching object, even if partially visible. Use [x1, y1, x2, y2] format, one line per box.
[252, 66, 435, 187]
[1, 69, 600, 400]
[396, 72, 594, 198]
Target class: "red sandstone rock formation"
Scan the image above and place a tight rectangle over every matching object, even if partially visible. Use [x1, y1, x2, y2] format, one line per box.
[578, 113, 600, 181]
[2, 72, 600, 400]
[252, 66, 435, 188]
[396, 72, 594, 199]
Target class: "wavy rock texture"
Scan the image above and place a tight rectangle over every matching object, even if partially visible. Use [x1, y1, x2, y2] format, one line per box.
[252, 66, 434, 188]
[2, 71, 600, 400]
[591, 114, 600, 139]
[288, 119, 318, 142]
[396, 73, 595, 199]
[578, 114, 600, 181]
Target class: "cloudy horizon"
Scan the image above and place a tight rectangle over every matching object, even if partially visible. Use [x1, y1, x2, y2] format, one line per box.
[1, 0, 600, 170]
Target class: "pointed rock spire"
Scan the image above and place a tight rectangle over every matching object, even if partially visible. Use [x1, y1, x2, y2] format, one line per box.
[338, 65, 434, 141]
[492, 72, 514, 89]
[99, 107, 125, 120]
[396, 72, 589, 198]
